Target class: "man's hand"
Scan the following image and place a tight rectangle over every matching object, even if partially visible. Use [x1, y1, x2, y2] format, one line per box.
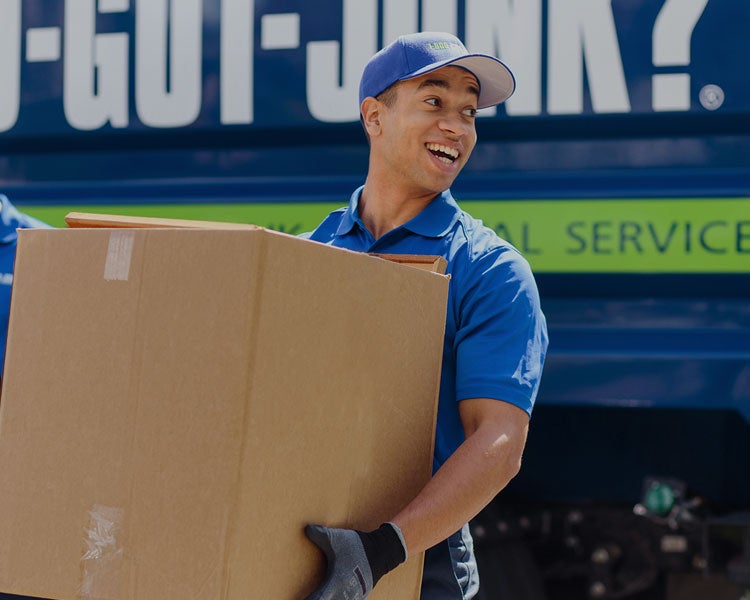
[304, 523, 407, 600]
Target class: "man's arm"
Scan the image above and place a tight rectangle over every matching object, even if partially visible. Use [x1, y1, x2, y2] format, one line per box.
[391, 397, 529, 554]
[304, 398, 529, 599]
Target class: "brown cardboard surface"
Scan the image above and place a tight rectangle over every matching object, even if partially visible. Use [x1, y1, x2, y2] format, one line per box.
[64, 211, 261, 230]
[0, 227, 449, 599]
[64, 212, 448, 274]
[369, 253, 448, 274]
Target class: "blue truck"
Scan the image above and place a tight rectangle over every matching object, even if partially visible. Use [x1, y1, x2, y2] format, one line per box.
[0, 1, 748, 599]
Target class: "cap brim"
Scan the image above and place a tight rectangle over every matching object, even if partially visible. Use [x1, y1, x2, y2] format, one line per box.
[402, 54, 516, 109]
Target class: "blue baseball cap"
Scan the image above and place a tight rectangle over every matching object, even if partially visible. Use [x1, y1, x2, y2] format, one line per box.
[359, 31, 516, 110]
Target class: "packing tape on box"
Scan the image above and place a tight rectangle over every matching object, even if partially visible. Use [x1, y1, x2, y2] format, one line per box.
[80, 505, 125, 599]
[104, 231, 135, 282]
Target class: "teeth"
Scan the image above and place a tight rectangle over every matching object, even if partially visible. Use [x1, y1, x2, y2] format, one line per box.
[426, 143, 459, 161]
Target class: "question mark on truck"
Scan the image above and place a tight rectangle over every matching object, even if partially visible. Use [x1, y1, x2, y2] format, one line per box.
[652, 0, 711, 111]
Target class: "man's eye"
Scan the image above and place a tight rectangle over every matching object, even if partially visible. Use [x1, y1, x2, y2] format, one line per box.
[464, 107, 478, 117]
[426, 98, 440, 107]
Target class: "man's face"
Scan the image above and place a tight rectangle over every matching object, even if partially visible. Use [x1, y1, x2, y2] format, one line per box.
[372, 65, 479, 197]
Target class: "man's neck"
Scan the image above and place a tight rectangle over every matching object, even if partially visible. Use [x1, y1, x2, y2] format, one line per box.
[359, 178, 439, 240]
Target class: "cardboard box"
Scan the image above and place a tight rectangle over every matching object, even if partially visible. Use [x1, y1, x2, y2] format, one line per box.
[63, 212, 449, 275]
[0, 226, 449, 599]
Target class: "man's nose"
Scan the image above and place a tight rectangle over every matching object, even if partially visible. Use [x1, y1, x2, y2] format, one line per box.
[438, 113, 472, 137]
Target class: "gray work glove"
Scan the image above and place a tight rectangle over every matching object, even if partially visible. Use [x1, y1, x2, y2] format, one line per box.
[304, 522, 408, 600]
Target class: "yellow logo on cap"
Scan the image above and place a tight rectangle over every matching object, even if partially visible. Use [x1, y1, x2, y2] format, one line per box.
[427, 42, 460, 51]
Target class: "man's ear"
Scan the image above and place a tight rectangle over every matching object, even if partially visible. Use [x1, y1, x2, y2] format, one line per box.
[360, 97, 382, 137]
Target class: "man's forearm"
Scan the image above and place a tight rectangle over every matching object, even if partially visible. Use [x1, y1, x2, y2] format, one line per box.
[392, 399, 529, 555]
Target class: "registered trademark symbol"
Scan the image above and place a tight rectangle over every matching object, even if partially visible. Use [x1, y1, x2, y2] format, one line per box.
[699, 84, 725, 110]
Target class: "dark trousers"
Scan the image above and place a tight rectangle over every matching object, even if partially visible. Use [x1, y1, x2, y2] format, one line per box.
[421, 523, 479, 599]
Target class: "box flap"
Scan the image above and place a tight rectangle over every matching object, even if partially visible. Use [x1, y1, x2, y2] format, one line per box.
[65, 211, 448, 274]
[65, 211, 261, 230]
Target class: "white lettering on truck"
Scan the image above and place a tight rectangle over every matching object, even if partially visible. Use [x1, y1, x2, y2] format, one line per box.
[0, 0, 717, 132]
[220, 0, 254, 124]
[63, 0, 129, 130]
[466, 0, 543, 117]
[0, 0, 20, 131]
[306, 0, 377, 123]
[383, 0, 417, 43]
[135, 0, 202, 127]
[547, 0, 630, 114]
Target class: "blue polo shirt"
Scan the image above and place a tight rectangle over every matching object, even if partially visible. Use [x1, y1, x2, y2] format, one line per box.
[0, 195, 52, 377]
[304, 187, 548, 470]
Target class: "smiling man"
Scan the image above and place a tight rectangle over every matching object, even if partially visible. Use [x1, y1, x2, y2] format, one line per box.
[303, 32, 548, 599]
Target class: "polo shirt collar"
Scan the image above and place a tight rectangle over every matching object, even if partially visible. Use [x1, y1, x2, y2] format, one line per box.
[335, 186, 460, 238]
[334, 187, 363, 236]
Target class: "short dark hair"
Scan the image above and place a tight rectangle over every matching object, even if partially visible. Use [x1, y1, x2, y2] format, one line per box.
[376, 84, 399, 108]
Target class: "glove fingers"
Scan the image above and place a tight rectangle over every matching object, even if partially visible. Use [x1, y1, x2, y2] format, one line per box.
[305, 524, 336, 563]
[303, 539, 358, 600]
[304, 524, 372, 599]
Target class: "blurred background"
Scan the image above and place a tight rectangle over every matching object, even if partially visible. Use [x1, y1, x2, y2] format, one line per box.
[0, 1, 748, 598]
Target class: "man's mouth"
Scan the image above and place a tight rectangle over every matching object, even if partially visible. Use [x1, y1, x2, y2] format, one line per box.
[426, 143, 459, 165]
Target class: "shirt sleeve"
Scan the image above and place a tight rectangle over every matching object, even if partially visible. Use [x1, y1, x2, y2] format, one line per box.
[453, 245, 548, 415]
